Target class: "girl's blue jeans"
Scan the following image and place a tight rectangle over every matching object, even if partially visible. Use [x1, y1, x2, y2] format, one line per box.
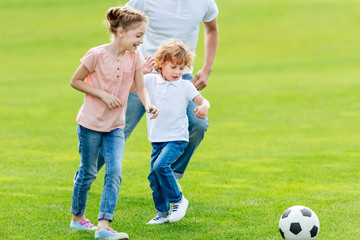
[148, 141, 187, 217]
[70, 125, 125, 222]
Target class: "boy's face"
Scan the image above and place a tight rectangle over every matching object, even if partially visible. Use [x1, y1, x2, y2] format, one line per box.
[161, 60, 186, 82]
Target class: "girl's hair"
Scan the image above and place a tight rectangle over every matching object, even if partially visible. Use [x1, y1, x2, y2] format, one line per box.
[106, 6, 148, 35]
[154, 39, 193, 74]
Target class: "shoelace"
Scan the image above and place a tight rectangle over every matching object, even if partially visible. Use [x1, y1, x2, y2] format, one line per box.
[153, 216, 163, 221]
[172, 204, 179, 212]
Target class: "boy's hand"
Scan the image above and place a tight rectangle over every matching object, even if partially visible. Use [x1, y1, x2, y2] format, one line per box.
[100, 91, 122, 110]
[194, 105, 208, 119]
[143, 57, 155, 74]
[146, 105, 159, 119]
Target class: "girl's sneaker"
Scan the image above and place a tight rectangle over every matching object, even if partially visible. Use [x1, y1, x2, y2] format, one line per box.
[146, 215, 170, 225]
[95, 227, 129, 239]
[70, 218, 97, 231]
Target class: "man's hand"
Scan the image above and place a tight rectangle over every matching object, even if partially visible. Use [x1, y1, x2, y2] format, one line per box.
[192, 68, 211, 90]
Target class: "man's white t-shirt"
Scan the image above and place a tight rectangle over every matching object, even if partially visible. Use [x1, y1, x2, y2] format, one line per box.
[126, 0, 219, 72]
[144, 74, 200, 142]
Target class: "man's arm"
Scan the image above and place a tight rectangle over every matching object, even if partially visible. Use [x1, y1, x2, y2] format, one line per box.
[193, 18, 219, 90]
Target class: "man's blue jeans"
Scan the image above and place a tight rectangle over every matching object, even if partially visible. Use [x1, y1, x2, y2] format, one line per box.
[148, 141, 187, 217]
[70, 125, 125, 222]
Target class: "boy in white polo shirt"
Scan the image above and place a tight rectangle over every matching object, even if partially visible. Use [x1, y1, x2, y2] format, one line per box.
[145, 39, 210, 225]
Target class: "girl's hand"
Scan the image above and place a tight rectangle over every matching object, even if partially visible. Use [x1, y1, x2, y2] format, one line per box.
[194, 105, 208, 119]
[146, 105, 159, 119]
[143, 57, 155, 74]
[100, 91, 122, 110]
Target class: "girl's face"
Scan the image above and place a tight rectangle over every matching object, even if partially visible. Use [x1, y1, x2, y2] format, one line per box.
[161, 60, 186, 82]
[120, 22, 147, 52]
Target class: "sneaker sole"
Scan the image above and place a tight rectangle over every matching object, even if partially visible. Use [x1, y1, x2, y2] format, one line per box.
[70, 223, 97, 231]
[95, 233, 129, 240]
[146, 220, 169, 225]
[70, 226, 97, 231]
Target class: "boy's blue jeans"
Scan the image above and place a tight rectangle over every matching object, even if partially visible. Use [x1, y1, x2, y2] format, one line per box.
[70, 125, 125, 222]
[125, 73, 209, 179]
[148, 141, 187, 217]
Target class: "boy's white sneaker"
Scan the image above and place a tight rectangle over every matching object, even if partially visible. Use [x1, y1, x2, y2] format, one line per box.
[169, 197, 189, 223]
[146, 215, 170, 225]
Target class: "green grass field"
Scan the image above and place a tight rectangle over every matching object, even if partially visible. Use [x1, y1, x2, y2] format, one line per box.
[1, 0, 360, 239]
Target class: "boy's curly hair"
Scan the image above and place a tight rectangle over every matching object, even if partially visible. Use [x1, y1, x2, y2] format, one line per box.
[154, 39, 193, 74]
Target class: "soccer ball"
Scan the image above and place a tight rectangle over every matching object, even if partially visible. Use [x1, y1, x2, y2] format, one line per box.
[279, 205, 320, 239]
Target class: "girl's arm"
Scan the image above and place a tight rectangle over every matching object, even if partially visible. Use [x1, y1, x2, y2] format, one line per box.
[70, 64, 122, 110]
[134, 67, 159, 119]
[192, 95, 210, 119]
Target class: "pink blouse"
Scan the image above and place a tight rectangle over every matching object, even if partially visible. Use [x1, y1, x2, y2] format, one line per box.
[76, 44, 145, 132]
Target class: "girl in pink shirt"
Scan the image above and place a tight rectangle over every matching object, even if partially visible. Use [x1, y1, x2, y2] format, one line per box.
[69, 6, 158, 240]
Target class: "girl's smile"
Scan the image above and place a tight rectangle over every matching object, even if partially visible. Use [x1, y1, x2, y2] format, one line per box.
[122, 22, 147, 53]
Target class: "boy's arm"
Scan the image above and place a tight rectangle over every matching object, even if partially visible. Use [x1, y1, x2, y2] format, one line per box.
[192, 95, 210, 119]
[70, 64, 121, 110]
[134, 68, 159, 119]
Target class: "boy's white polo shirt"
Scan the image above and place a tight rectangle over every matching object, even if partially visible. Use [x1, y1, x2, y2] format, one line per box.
[145, 74, 200, 143]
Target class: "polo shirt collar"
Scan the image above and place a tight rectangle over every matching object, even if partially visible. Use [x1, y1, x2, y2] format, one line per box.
[157, 76, 181, 87]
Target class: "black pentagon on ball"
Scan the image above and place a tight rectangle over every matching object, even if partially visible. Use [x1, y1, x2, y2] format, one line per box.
[310, 225, 319, 237]
[290, 222, 302, 235]
[279, 228, 285, 239]
[281, 209, 291, 219]
[300, 208, 312, 217]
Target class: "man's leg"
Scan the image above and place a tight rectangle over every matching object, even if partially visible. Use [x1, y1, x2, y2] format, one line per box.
[170, 73, 209, 180]
[124, 92, 146, 140]
[171, 102, 209, 179]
